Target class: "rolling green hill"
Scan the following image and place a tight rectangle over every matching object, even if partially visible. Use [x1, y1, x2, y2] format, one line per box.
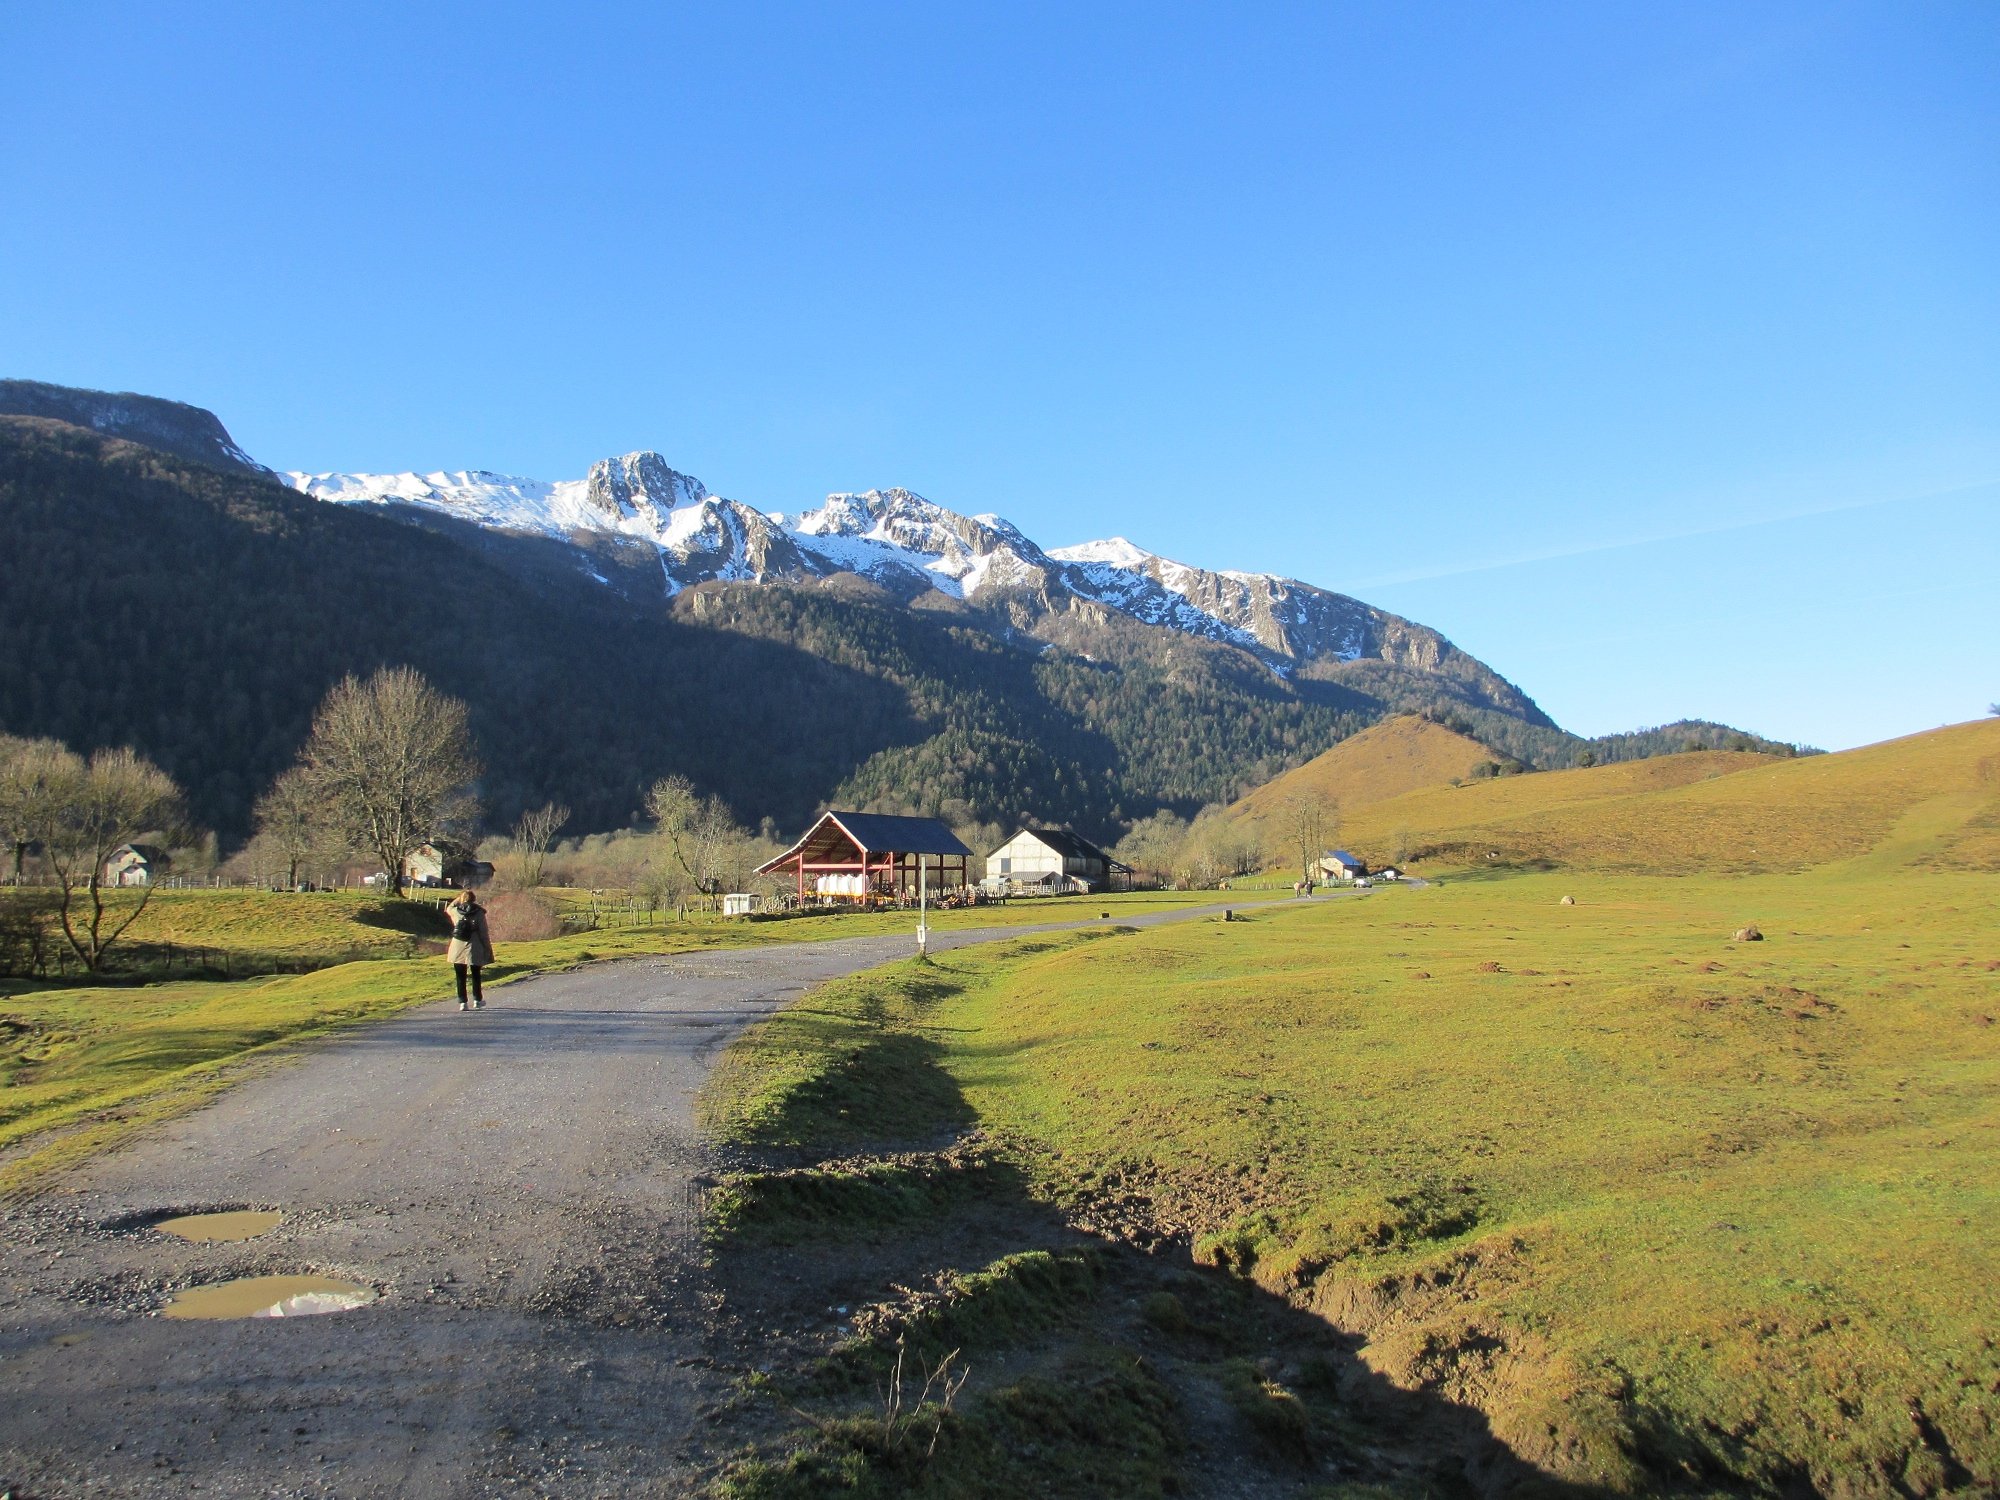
[1342, 716, 2000, 875]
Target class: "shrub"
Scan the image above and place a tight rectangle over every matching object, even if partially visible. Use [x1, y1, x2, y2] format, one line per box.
[482, 889, 560, 943]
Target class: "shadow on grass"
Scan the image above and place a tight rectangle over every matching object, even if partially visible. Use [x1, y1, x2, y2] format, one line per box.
[704, 993, 1645, 1500]
[741, 1031, 978, 1155]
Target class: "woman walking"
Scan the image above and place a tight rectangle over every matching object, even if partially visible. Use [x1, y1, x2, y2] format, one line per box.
[444, 887, 494, 1010]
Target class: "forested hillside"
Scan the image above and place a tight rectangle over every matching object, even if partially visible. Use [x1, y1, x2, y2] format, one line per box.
[0, 419, 1368, 843]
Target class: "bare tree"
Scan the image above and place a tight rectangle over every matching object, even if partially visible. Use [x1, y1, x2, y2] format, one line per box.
[645, 774, 740, 914]
[511, 801, 569, 890]
[252, 765, 326, 890]
[1277, 794, 1337, 883]
[0, 734, 69, 885]
[28, 745, 185, 971]
[1173, 804, 1260, 890]
[300, 667, 481, 897]
[1114, 809, 1188, 888]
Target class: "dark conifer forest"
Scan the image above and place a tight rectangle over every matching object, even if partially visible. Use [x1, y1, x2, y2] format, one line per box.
[0, 417, 1805, 847]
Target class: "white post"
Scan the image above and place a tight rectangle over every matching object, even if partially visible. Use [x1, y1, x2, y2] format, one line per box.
[917, 853, 929, 956]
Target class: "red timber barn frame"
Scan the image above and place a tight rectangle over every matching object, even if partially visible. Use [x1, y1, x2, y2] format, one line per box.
[757, 811, 973, 905]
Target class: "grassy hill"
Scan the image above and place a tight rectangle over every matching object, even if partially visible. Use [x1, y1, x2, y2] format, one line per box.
[1340, 717, 2000, 875]
[1225, 712, 1505, 831]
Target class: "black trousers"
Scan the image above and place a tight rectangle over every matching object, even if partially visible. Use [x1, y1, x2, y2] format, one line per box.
[453, 963, 484, 1002]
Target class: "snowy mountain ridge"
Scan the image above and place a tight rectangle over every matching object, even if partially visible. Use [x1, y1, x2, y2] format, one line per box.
[281, 452, 1478, 683]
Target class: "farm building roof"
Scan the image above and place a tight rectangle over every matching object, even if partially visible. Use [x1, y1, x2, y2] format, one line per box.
[757, 811, 972, 874]
[1018, 828, 1133, 872]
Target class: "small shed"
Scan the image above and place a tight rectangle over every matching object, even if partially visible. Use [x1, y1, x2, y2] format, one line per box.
[104, 843, 170, 887]
[985, 828, 1132, 894]
[722, 892, 762, 917]
[757, 812, 972, 904]
[1318, 849, 1368, 881]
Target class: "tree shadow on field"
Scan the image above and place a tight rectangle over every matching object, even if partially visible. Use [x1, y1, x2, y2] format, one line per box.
[701, 1027, 1643, 1500]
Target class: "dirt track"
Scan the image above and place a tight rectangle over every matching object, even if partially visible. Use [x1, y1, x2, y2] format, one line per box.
[0, 908, 1241, 1498]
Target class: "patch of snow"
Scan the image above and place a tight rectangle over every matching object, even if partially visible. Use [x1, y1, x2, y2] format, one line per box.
[1051, 537, 1157, 570]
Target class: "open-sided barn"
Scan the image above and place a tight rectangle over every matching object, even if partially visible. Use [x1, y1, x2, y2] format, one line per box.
[757, 811, 973, 904]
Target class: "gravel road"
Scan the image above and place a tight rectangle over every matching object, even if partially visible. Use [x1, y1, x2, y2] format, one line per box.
[0, 907, 1237, 1498]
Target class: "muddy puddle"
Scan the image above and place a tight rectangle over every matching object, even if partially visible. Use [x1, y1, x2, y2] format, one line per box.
[163, 1275, 377, 1320]
[154, 1210, 282, 1243]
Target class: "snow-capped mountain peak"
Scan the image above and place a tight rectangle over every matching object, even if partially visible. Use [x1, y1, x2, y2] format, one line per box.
[277, 448, 1541, 715]
[784, 487, 1054, 597]
[1051, 535, 1373, 665]
[584, 451, 707, 524]
[1049, 536, 1156, 571]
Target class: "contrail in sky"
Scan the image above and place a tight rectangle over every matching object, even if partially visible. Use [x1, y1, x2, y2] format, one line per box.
[1336, 478, 1999, 593]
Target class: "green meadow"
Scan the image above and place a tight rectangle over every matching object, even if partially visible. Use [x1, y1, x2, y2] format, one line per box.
[705, 720, 2000, 1494]
[707, 872, 1999, 1494]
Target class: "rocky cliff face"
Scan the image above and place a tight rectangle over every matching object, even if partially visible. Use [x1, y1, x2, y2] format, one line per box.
[0, 380, 269, 476]
[787, 488, 1063, 600]
[583, 451, 707, 524]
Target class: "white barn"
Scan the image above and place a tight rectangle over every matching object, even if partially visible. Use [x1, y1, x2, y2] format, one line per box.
[984, 828, 1132, 894]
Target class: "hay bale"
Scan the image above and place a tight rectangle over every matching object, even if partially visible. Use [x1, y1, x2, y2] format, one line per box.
[1560, 895, 1576, 906]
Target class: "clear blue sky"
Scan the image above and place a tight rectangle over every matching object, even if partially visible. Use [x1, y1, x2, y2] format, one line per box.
[5, 1, 1995, 750]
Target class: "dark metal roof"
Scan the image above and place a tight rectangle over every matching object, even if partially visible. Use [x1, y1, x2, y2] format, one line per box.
[830, 812, 971, 856]
[1322, 849, 1365, 866]
[758, 810, 971, 873]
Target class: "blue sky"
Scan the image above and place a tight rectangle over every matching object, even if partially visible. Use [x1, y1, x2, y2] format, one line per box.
[4, 1, 1995, 749]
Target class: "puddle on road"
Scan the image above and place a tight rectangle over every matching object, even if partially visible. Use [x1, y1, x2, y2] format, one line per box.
[154, 1210, 282, 1242]
[163, 1275, 377, 1320]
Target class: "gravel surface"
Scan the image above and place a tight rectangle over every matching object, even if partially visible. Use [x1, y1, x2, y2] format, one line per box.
[0, 908, 1233, 1498]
